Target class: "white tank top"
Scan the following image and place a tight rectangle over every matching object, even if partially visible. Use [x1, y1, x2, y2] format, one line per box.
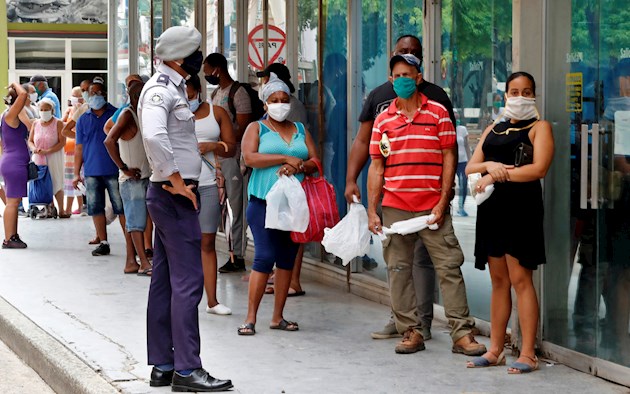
[119, 108, 152, 182]
[195, 102, 221, 186]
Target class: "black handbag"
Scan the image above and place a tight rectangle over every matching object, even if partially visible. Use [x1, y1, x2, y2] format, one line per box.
[514, 142, 534, 167]
[27, 161, 39, 180]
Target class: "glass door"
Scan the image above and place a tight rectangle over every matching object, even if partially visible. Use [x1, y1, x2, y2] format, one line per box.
[544, 0, 630, 370]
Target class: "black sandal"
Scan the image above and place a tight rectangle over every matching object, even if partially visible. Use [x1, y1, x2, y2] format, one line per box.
[270, 319, 299, 331]
[237, 323, 256, 336]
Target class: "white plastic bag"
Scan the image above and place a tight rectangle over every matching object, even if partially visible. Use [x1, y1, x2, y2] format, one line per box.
[378, 214, 439, 240]
[321, 199, 371, 266]
[468, 172, 495, 205]
[105, 193, 116, 225]
[265, 175, 309, 232]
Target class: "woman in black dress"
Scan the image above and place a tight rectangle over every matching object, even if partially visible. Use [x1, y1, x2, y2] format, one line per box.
[465, 72, 554, 373]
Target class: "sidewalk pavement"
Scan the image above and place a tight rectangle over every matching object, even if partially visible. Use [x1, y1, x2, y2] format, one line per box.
[0, 339, 54, 394]
[0, 215, 627, 393]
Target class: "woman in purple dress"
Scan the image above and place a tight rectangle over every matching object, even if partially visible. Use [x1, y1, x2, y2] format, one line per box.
[1, 82, 30, 248]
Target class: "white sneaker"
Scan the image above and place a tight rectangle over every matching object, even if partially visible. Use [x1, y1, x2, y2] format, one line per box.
[206, 304, 232, 315]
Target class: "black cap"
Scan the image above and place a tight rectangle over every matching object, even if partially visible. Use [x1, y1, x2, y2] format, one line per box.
[256, 63, 295, 93]
[29, 74, 47, 83]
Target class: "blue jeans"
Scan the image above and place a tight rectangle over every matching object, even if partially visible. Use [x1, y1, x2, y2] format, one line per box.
[456, 162, 467, 209]
[119, 178, 149, 232]
[246, 196, 299, 274]
[85, 175, 124, 216]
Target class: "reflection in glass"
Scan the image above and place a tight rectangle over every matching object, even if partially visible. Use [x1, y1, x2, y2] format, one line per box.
[71, 41, 108, 71]
[15, 39, 65, 70]
[206, 0, 220, 56]
[138, 0, 152, 78]
[391, 0, 423, 47]
[545, 0, 630, 369]
[114, 0, 128, 106]
[224, 0, 238, 80]
[172, 0, 194, 27]
[358, 0, 388, 281]
[439, 0, 512, 321]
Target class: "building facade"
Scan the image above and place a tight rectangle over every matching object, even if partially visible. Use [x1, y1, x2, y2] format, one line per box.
[2, 0, 629, 386]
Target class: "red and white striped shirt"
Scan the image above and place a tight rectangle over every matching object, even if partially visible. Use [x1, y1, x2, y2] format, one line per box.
[369, 94, 456, 212]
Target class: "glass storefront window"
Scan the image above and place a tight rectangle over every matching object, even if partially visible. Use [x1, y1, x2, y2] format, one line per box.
[206, 0, 220, 56]
[172, 0, 194, 27]
[391, 0, 423, 47]
[139, 0, 152, 78]
[71, 41, 108, 71]
[321, 0, 348, 223]
[224, 0, 238, 81]
[153, 0, 163, 73]
[15, 39, 65, 70]
[439, 0, 513, 321]
[544, 0, 630, 369]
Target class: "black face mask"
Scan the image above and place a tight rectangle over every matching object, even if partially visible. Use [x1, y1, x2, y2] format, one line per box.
[205, 74, 220, 85]
[181, 50, 203, 76]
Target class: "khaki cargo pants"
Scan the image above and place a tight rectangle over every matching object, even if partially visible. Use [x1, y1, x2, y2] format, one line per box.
[382, 207, 475, 342]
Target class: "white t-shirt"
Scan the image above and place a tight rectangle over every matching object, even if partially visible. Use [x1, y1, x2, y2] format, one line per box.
[195, 102, 221, 186]
[456, 125, 469, 163]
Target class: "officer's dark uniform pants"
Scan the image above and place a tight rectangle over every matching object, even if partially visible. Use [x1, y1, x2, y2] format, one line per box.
[146, 183, 203, 371]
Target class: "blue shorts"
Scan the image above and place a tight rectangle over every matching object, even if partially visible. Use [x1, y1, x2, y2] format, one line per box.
[85, 175, 124, 216]
[198, 185, 220, 234]
[246, 196, 299, 274]
[119, 178, 149, 232]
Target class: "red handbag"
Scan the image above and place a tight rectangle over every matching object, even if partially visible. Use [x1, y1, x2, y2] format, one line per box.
[291, 158, 340, 243]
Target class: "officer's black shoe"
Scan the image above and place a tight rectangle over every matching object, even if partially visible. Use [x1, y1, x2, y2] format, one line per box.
[171, 368, 233, 392]
[149, 367, 174, 387]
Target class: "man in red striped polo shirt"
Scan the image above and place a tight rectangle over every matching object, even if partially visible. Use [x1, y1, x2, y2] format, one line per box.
[367, 54, 486, 356]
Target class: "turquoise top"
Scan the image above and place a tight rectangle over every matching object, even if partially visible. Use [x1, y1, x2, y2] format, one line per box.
[248, 121, 309, 200]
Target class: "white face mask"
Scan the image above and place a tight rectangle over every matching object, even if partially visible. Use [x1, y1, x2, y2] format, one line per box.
[29, 93, 38, 104]
[40, 110, 53, 122]
[70, 97, 80, 106]
[266, 103, 291, 122]
[502, 96, 539, 121]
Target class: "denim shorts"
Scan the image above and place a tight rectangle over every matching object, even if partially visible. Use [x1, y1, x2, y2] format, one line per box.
[85, 175, 124, 216]
[119, 178, 149, 232]
[198, 185, 221, 234]
[246, 196, 299, 274]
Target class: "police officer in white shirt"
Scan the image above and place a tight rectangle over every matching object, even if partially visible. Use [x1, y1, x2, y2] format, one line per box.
[139, 26, 233, 392]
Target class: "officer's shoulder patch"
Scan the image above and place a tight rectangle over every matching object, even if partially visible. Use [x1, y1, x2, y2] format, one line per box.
[156, 74, 170, 85]
[149, 93, 164, 105]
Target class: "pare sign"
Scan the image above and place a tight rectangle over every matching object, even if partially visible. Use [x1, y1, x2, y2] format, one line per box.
[248, 25, 287, 70]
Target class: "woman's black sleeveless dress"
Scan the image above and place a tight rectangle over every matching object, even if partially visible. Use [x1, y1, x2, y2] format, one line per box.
[474, 118, 546, 270]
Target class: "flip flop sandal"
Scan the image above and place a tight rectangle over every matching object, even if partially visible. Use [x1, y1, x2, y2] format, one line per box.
[467, 351, 506, 368]
[270, 319, 299, 331]
[507, 355, 539, 374]
[237, 323, 256, 336]
[287, 289, 306, 297]
[137, 269, 152, 277]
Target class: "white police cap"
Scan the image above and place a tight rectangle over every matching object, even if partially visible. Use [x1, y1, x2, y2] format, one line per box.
[155, 26, 202, 61]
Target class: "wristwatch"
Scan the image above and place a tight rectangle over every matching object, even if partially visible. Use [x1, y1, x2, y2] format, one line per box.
[120, 163, 129, 171]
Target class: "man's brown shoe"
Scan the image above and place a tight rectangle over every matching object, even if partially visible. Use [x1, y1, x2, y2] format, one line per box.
[452, 333, 487, 356]
[395, 328, 425, 354]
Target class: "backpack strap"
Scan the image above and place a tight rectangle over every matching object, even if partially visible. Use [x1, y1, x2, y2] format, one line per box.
[227, 82, 240, 120]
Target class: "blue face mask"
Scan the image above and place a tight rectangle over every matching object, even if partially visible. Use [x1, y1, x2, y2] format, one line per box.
[188, 97, 201, 112]
[88, 94, 106, 110]
[393, 77, 417, 99]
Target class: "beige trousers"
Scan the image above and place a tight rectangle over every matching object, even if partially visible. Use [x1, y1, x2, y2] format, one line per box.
[382, 207, 475, 342]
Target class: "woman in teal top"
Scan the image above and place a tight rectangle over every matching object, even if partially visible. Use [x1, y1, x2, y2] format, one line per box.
[238, 73, 319, 335]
